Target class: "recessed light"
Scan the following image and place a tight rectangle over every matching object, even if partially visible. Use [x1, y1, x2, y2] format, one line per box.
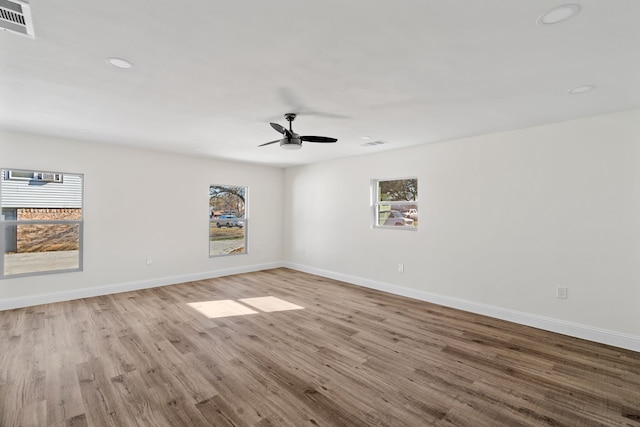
[537, 4, 581, 25]
[360, 136, 372, 140]
[106, 57, 134, 69]
[567, 85, 596, 94]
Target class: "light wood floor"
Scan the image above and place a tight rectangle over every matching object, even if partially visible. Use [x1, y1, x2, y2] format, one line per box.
[1, 268, 638, 426]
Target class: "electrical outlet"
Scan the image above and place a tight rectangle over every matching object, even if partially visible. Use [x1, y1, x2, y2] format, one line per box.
[556, 286, 567, 299]
[398, 263, 404, 273]
[146, 257, 153, 265]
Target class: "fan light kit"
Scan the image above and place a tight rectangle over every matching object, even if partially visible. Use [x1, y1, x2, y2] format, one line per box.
[259, 113, 338, 150]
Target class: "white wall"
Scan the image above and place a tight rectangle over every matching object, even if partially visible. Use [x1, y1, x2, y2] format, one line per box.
[0, 131, 284, 304]
[284, 109, 640, 344]
[2, 110, 639, 350]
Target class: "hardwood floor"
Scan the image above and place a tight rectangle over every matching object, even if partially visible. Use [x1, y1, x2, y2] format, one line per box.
[0, 268, 638, 426]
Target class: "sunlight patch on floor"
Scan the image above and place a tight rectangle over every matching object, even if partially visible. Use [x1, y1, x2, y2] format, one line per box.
[187, 296, 304, 319]
[187, 300, 258, 318]
[239, 296, 304, 312]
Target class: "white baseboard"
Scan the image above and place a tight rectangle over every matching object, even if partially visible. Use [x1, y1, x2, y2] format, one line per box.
[0, 262, 284, 311]
[283, 262, 640, 353]
[3, 261, 638, 353]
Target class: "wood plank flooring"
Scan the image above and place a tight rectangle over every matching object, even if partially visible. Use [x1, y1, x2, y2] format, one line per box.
[0, 268, 639, 426]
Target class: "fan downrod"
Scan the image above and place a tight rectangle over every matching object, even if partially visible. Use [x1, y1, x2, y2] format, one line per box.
[284, 113, 297, 132]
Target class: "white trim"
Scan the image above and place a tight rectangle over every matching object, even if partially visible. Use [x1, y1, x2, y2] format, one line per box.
[0, 262, 283, 311]
[283, 262, 640, 353]
[3, 260, 638, 353]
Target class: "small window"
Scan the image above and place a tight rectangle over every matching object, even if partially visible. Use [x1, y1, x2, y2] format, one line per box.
[372, 178, 418, 229]
[209, 185, 247, 256]
[1, 169, 83, 278]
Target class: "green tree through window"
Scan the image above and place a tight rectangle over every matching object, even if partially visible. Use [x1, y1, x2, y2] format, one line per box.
[373, 178, 418, 229]
[379, 179, 417, 202]
[209, 185, 247, 256]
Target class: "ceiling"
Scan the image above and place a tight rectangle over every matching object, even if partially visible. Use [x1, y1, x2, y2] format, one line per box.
[1, 0, 639, 168]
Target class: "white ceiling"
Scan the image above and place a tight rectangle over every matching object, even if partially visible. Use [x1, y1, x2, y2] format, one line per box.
[1, 0, 639, 168]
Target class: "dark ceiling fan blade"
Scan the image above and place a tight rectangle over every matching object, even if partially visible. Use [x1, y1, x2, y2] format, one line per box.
[258, 139, 281, 147]
[270, 122, 285, 134]
[270, 122, 291, 137]
[301, 135, 338, 143]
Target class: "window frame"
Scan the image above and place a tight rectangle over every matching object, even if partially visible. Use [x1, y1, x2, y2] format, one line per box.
[209, 184, 248, 257]
[1, 168, 84, 278]
[371, 177, 418, 230]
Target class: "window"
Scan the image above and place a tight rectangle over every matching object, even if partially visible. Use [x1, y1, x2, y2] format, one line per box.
[1, 169, 83, 278]
[372, 178, 418, 229]
[209, 185, 247, 256]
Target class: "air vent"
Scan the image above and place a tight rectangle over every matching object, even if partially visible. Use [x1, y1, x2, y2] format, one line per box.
[0, 0, 34, 38]
[361, 140, 387, 147]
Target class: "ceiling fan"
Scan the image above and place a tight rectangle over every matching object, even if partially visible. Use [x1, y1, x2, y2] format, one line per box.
[258, 113, 338, 150]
